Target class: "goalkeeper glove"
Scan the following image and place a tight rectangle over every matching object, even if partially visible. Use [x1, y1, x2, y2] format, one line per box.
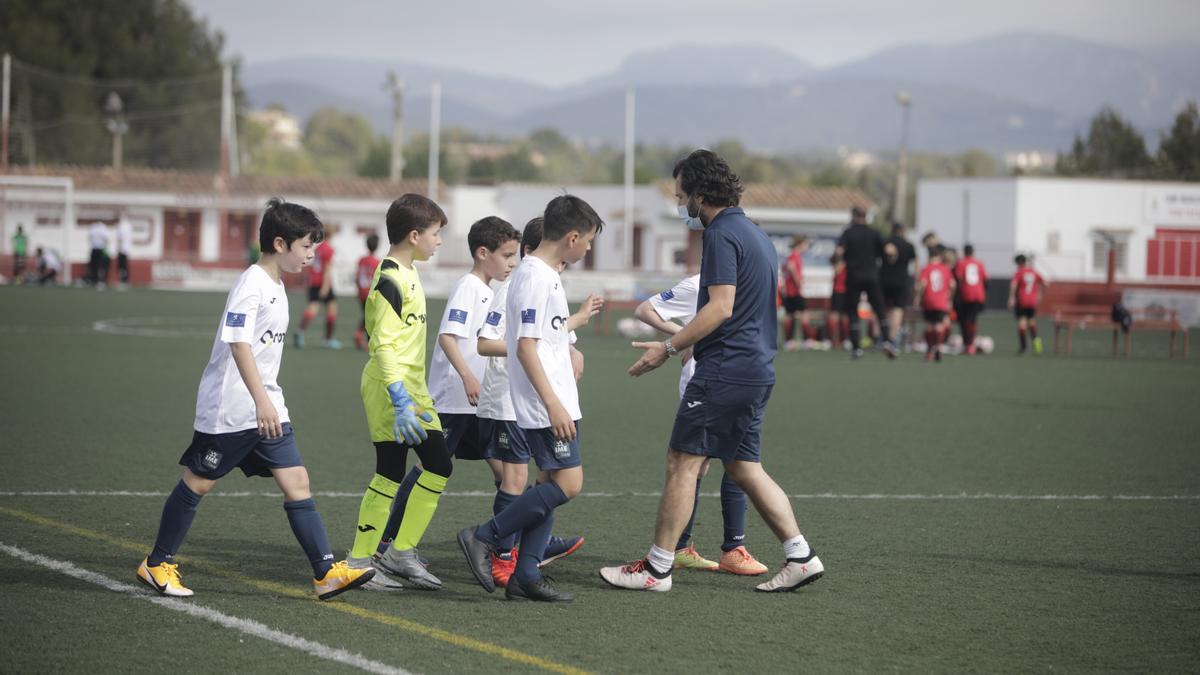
[387, 381, 433, 446]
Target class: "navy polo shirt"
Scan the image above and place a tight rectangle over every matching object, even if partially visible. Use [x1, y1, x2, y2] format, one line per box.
[694, 207, 778, 386]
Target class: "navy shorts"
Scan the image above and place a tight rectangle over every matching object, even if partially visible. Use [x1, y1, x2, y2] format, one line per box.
[526, 421, 582, 471]
[179, 423, 303, 479]
[442, 413, 489, 461]
[307, 286, 335, 303]
[670, 379, 771, 463]
[923, 309, 948, 323]
[1014, 306, 1036, 319]
[782, 295, 806, 313]
[480, 418, 531, 464]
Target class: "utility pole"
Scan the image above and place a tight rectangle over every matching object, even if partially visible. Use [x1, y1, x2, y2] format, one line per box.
[428, 81, 441, 201]
[2, 54, 10, 169]
[623, 86, 636, 269]
[104, 92, 128, 169]
[220, 62, 239, 177]
[385, 71, 405, 182]
[893, 90, 912, 225]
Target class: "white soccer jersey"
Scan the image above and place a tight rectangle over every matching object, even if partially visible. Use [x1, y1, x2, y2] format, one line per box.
[507, 255, 580, 429]
[429, 273, 492, 414]
[116, 218, 133, 255]
[475, 279, 515, 422]
[648, 274, 700, 399]
[194, 265, 290, 434]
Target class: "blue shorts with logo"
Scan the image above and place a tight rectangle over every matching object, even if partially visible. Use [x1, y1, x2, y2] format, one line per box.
[179, 423, 303, 479]
[479, 418, 531, 464]
[526, 421, 582, 471]
[670, 379, 772, 463]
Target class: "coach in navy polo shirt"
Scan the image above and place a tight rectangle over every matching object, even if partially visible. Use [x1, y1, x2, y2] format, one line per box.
[599, 149, 825, 594]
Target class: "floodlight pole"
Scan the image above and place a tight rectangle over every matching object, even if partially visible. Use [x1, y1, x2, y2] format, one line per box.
[624, 86, 636, 269]
[893, 90, 912, 224]
[386, 71, 405, 183]
[105, 91, 128, 170]
[2, 53, 10, 169]
[429, 81, 441, 201]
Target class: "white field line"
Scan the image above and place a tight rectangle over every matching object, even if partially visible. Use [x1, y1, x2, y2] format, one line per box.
[0, 490, 1197, 501]
[92, 316, 213, 339]
[0, 542, 411, 675]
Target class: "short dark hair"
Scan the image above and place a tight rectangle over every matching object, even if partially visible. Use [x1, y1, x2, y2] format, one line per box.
[1014, 254, 1028, 265]
[850, 206, 867, 221]
[892, 221, 905, 234]
[672, 149, 743, 207]
[921, 231, 938, 245]
[385, 193, 447, 245]
[963, 244, 975, 256]
[521, 217, 544, 257]
[542, 195, 604, 242]
[468, 216, 520, 256]
[365, 233, 380, 253]
[259, 197, 324, 252]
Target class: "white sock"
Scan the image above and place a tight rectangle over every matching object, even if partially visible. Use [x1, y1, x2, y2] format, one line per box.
[647, 544, 674, 575]
[783, 535, 811, 560]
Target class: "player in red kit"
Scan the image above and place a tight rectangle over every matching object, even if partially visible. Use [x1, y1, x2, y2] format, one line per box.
[353, 233, 382, 351]
[826, 252, 850, 350]
[781, 235, 814, 351]
[1008, 254, 1048, 355]
[915, 248, 955, 362]
[295, 224, 340, 349]
[953, 244, 988, 355]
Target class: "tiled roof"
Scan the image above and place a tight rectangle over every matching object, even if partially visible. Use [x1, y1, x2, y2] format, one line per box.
[1, 165, 436, 200]
[657, 181, 874, 211]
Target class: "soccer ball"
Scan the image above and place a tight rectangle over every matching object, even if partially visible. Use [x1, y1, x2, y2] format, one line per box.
[616, 317, 655, 338]
[977, 336, 995, 354]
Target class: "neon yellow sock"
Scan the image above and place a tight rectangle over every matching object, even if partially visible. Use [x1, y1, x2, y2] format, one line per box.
[392, 471, 448, 551]
[350, 474, 399, 559]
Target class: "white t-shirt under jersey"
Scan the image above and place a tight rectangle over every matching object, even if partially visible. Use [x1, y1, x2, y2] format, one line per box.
[429, 273, 492, 414]
[507, 256, 580, 429]
[476, 279, 515, 422]
[648, 274, 700, 399]
[194, 265, 290, 434]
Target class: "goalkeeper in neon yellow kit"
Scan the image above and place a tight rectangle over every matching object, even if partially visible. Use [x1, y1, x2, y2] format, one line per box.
[347, 193, 453, 591]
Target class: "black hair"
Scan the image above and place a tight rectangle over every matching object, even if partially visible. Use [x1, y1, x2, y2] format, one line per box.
[850, 206, 867, 221]
[521, 217, 544, 257]
[672, 149, 743, 207]
[468, 216, 521, 256]
[1014, 254, 1028, 265]
[542, 194, 604, 242]
[259, 197, 324, 253]
[365, 232, 380, 253]
[921, 231, 938, 244]
[385, 193, 447, 245]
[964, 244, 975, 256]
[892, 221, 905, 234]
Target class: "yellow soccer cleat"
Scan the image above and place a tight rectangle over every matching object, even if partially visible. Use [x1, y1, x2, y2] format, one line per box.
[1032, 337, 1044, 355]
[137, 558, 194, 597]
[314, 560, 375, 600]
[673, 545, 719, 571]
[718, 546, 770, 576]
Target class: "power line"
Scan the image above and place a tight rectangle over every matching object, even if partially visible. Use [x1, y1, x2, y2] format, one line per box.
[11, 58, 222, 88]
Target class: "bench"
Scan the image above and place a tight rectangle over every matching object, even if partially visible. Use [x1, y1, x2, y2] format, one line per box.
[1052, 306, 1189, 359]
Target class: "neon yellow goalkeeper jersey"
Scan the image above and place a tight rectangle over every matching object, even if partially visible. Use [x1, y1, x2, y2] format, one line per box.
[361, 257, 441, 440]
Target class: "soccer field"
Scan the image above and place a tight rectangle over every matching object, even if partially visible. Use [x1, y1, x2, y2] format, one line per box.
[1, 284, 1197, 674]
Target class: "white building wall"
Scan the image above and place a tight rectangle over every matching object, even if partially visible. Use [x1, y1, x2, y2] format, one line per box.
[917, 179, 1018, 275]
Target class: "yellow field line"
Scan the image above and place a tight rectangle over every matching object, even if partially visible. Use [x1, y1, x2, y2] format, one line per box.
[0, 506, 591, 675]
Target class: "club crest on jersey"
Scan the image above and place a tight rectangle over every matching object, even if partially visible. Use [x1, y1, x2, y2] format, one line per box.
[225, 312, 246, 328]
[485, 311, 502, 326]
[201, 448, 222, 470]
[448, 309, 468, 324]
[521, 309, 537, 324]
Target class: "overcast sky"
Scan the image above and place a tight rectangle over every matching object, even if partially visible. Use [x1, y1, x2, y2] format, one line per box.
[188, 0, 1200, 86]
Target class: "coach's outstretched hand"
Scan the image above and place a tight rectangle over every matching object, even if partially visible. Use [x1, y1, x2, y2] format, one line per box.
[629, 341, 669, 377]
[387, 381, 432, 446]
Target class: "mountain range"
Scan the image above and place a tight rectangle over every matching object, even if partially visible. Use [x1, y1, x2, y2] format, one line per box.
[242, 32, 1200, 154]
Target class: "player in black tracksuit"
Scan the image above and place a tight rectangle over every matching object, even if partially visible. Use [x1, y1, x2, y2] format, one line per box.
[837, 206, 895, 359]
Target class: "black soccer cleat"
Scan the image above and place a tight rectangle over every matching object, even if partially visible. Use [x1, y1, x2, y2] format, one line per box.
[457, 525, 496, 593]
[505, 575, 574, 603]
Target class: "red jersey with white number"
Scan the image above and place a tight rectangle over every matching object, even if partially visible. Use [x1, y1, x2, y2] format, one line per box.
[1013, 266, 1044, 308]
[307, 242, 334, 288]
[954, 257, 988, 304]
[356, 254, 380, 301]
[919, 262, 953, 312]
[833, 265, 847, 293]
[782, 250, 804, 297]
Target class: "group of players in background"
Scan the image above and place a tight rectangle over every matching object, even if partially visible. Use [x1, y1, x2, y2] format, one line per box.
[779, 209, 1050, 360]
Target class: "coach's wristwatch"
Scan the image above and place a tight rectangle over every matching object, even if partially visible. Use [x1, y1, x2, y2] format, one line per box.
[664, 338, 678, 358]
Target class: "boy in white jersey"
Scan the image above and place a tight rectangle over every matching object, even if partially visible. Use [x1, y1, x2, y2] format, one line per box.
[476, 217, 598, 587]
[429, 216, 521, 481]
[135, 199, 373, 600]
[636, 276, 768, 576]
[458, 195, 603, 603]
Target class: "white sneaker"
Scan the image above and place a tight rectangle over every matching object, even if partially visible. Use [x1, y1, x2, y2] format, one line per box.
[347, 555, 404, 591]
[598, 559, 672, 592]
[755, 554, 824, 592]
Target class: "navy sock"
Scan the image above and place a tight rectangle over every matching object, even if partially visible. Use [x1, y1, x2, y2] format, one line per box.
[675, 477, 704, 551]
[477, 481, 568, 546]
[492, 489, 520, 552]
[513, 510, 555, 584]
[720, 471, 749, 552]
[148, 480, 203, 566]
[376, 466, 422, 554]
[285, 498, 335, 578]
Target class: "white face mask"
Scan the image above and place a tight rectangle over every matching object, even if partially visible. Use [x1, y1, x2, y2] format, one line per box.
[677, 204, 704, 231]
